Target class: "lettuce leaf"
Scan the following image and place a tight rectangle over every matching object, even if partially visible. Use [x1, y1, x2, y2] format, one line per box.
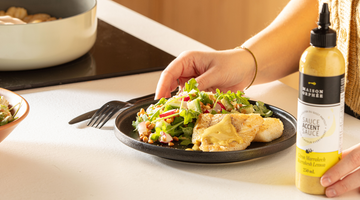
[184, 78, 199, 93]
[254, 101, 273, 117]
[199, 92, 213, 106]
[179, 109, 198, 125]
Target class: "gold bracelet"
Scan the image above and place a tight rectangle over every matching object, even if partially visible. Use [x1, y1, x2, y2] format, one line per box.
[235, 46, 258, 90]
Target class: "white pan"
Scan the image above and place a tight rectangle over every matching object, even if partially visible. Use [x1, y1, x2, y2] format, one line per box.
[0, 0, 97, 71]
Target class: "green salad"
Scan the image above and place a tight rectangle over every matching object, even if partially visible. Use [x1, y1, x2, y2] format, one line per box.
[0, 96, 20, 126]
[132, 78, 273, 146]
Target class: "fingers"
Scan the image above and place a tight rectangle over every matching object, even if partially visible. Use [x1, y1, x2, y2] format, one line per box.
[321, 143, 360, 197]
[323, 167, 360, 197]
[155, 51, 208, 99]
[195, 65, 223, 92]
[155, 49, 250, 99]
[155, 69, 179, 99]
[342, 143, 360, 158]
[322, 144, 360, 187]
[155, 52, 191, 99]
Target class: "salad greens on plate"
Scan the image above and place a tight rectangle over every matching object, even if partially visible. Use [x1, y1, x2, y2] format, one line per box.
[132, 78, 273, 147]
[0, 96, 20, 126]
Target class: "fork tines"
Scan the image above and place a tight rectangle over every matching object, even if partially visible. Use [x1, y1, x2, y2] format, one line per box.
[87, 101, 125, 129]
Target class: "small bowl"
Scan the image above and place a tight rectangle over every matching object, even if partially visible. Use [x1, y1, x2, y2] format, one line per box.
[0, 88, 29, 142]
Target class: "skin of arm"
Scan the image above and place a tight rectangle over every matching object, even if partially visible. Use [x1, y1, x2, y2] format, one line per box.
[155, 0, 319, 99]
[242, 0, 318, 85]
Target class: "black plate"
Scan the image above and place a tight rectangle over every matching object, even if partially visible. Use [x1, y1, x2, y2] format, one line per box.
[114, 100, 297, 163]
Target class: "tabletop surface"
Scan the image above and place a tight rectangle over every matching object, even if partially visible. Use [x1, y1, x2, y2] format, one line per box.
[2, 0, 360, 199]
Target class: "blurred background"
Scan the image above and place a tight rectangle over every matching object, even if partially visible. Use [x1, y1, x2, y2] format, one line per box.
[113, 0, 298, 90]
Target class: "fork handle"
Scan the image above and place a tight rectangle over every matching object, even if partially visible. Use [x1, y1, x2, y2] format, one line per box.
[68, 89, 179, 125]
[129, 93, 157, 104]
[129, 89, 179, 105]
[68, 109, 97, 124]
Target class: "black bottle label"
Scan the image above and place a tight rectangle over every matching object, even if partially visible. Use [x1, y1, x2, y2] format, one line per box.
[299, 73, 345, 104]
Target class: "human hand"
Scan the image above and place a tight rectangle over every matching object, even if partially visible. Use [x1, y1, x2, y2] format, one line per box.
[155, 49, 256, 99]
[321, 143, 360, 197]
[0, 15, 26, 24]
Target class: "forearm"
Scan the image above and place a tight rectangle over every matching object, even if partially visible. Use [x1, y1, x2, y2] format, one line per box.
[242, 0, 319, 84]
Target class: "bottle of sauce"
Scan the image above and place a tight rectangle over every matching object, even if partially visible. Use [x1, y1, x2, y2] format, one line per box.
[295, 3, 345, 194]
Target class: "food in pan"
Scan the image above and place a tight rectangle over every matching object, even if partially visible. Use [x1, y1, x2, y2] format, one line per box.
[132, 79, 284, 152]
[0, 6, 59, 24]
[0, 96, 20, 126]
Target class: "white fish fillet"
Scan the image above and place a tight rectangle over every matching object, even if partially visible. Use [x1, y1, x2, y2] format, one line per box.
[192, 113, 264, 152]
[253, 118, 284, 142]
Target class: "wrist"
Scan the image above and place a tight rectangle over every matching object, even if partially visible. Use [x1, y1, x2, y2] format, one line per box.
[234, 46, 258, 90]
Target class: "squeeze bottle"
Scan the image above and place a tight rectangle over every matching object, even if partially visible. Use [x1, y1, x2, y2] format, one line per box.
[295, 3, 345, 194]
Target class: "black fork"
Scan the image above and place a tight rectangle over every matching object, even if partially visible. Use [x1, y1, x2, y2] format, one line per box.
[87, 100, 131, 129]
[87, 89, 178, 129]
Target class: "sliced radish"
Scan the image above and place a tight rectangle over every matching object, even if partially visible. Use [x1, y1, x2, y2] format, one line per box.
[217, 102, 226, 110]
[183, 96, 190, 101]
[213, 102, 225, 112]
[159, 109, 178, 118]
[159, 131, 173, 143]
[137, 121, 147, 136]
[177, 94, 190, 101]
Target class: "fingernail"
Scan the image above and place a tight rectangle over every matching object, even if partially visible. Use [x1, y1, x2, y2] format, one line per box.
[326, 188, 337, 198]
[321, 176, 332, 187]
